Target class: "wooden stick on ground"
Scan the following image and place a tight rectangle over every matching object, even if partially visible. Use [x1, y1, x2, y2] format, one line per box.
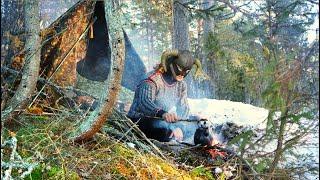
[112, 110, 167, 160]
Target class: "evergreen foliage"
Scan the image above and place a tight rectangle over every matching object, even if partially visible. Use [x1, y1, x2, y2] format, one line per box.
[1, 0, 318, 179]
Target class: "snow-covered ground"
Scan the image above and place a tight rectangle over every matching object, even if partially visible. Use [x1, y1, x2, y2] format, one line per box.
[188, 98, 269, 128]
[188, 98, 319, 179]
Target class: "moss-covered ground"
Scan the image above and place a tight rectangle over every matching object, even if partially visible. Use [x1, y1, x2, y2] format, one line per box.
[2, 112, 221, 180]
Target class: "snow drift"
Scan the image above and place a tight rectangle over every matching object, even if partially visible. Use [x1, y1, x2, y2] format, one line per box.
[188, 98, 269, 128]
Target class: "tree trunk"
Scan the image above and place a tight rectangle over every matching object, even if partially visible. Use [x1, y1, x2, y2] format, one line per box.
[202, 0, 214, 35]
[146, 18, 151, 66]
[201, 0, 216, 98]
[172, 0, 190, 50]
[1, 0, 41, 122]
[268, 108, 289, 176]
[71, 0, 125, 142]
[150, 20, 155, 65]
[195, 16, 202, 56]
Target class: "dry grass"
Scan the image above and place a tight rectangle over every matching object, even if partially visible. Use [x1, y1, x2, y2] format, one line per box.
[2, 109, 217, 179]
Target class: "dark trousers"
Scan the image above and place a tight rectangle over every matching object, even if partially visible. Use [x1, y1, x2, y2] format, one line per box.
[130, 117, 174, 142]
[130, 117, 198, 143]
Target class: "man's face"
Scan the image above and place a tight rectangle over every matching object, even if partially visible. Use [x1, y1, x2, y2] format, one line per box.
[169, 63, 191, 81]
[175, 75, 184, 81]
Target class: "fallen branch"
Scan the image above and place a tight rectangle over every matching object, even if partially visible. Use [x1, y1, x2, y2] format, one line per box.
[109, 110, 168, 160]
[1, 135, 38, 179]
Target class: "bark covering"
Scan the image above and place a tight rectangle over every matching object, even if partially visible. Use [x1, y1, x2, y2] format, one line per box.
[72, 0, 125, 142]
[172, 0, 190, 50]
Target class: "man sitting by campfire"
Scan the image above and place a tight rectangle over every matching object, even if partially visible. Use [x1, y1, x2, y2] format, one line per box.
[127, 49, 217, 145]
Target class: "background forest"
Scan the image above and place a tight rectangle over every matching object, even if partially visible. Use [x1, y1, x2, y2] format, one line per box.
[1, 0, 319, 179]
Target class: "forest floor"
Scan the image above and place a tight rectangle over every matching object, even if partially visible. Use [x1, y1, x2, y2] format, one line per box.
[2, 110, 230, 180]
[2, 86, 300, 179]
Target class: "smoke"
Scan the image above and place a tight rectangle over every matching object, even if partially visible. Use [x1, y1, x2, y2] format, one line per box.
[124, 29, 166, 72]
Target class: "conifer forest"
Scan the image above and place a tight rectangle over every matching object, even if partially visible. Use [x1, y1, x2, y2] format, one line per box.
[1, 0, 319, 179]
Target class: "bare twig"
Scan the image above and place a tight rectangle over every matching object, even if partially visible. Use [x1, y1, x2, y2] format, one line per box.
[111, 110, 168, 160]
[1, 136, 37, 179]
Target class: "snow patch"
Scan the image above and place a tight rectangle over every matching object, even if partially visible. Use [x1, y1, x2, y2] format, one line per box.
[187, 98, 318, 179]
[188, 98, 269, 128]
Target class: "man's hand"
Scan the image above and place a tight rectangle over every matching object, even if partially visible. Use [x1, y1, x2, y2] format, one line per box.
[169, 128, 183, 141]
[162, 112, 179, 123]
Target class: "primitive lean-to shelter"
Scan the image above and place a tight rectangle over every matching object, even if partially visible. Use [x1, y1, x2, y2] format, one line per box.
[10, 0, 146, 102]
[4, 0, 147, 141]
